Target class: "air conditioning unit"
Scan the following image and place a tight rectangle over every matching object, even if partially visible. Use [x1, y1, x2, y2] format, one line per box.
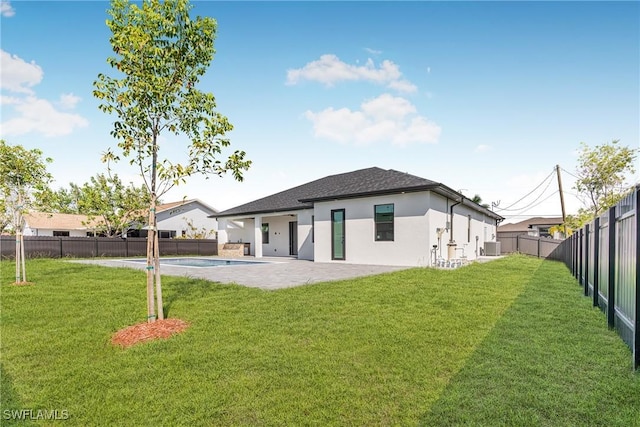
[484, 241, 501, 256]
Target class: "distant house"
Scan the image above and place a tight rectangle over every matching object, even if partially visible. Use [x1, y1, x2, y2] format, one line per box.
[213, 167, 503, 267]
[23, 212, 100, 237]
[128, 199, 218, 239]
[497, 217, 565, 240]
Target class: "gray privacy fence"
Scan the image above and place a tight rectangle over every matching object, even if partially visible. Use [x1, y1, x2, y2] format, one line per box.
[0, 236, 218, 259]
[498, 234, 562, 258]
[548, 187, 639, 370]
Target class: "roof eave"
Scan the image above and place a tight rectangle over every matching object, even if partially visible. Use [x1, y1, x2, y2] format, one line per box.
[210, 205, 313, 219]
[299, 184, 441, 203]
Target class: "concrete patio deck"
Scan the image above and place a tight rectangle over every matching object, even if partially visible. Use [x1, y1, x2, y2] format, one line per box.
[74, 257, 411, 290]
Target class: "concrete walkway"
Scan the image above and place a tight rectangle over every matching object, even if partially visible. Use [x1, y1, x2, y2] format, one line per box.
[74, 257, 411, 290]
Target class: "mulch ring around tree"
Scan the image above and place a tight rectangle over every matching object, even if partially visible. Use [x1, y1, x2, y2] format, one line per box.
[111, 318, 190, 349]
[11, 281, 35, 286]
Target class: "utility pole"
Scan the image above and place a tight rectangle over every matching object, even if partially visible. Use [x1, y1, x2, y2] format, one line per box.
[556, 164, 567, 237]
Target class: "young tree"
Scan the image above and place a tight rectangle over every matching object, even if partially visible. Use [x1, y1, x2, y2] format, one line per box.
[0, 196, 11, 234]
[573, 140, 638, 222]
[0, 140, 53, 283]
[37, 173, 151, 237]
[93, 0, 250, 322]
[471, 194, 490, 209]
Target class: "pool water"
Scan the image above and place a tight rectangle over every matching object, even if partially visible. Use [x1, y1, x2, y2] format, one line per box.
[126, 258, 269, 268]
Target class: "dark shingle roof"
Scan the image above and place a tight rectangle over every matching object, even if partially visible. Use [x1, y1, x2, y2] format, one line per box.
[214, 167, 502, 220]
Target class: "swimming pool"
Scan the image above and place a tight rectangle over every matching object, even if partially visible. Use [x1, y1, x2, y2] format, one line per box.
[125, 258, 271, 268]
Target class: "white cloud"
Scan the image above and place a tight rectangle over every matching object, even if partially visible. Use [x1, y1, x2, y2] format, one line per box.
[304, 93, 440, 146]
[475, 144, 492, 153]
[58, 93, 81, 109]
[286, 54, 417, 93]
[364, 47, 382, 55]
[0, 50, 43, 94]
[1, 1, 15, 17]
[361, 93, 416, 120]
[387, 79, 418, 93]
[1, 96, 88, 137]
[1, 50, 88, 138]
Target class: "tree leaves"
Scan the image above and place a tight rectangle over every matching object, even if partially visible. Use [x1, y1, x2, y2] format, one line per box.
[571, 139, 638, 225]
[93, 0, 250, 199]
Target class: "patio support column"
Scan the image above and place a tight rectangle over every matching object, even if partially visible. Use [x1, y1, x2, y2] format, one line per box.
[216, 218, 228, 256]
[254, 215, 263, 258]
[217, 219, 228, 244]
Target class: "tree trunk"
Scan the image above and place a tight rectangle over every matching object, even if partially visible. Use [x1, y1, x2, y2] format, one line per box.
[146, 195, 157, 323]
[154, 226, 164, 320]
[20, 231, 26, 282]
[15, 230, 20, 283]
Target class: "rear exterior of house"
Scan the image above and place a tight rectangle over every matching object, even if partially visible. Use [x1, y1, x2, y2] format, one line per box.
[127, 199, 218, 239]
[23, 212, 98, 237]
[214, 167, 502, 267]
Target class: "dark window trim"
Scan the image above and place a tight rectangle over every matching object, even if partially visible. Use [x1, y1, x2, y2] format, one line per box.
[374, 203, 394, 242]
[331, 209, 345, 261]
[261, 223, 269, 244]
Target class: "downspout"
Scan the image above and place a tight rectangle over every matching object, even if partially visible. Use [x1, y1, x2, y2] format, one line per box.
[447, 198, 462, 260]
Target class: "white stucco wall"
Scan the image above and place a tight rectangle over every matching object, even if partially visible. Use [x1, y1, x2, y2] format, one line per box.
[23, 228, 87, 237]
[313, 191, 498, 267]
[156, 203, 217, 237]
[222, 210, 313, 259]
[260, 215, 295, 257]
[296, 209, 314, 261]
[313, 192, 432, 266]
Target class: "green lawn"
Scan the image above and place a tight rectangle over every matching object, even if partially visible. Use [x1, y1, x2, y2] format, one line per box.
[1, 255, 638, 426]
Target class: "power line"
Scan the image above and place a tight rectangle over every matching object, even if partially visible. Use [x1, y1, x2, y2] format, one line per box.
[495, 176, 555, 212]
[560, 166, 579, 180]
[506, 190, 560, 216]
[493, 168, 556, 212]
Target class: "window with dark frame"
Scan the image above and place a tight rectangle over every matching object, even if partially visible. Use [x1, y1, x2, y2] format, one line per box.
[311, 215, 314, 243]
[53, 231, 70, 237]
[374, 204, 394, 241]
[261, 223, 269, 244]
[468, 215, 472, 243]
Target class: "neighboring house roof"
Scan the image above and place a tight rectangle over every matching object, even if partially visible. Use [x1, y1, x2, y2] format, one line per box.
[156, 199, 218, 215]
[498, 217, 564, 233]
[24, 212, 100, 231]
[214, 167, 503, 220]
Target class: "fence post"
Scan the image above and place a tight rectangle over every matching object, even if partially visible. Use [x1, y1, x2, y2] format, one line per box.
[59, 238, 63, 258]
[584, 224, 590, 297]
[607, 206, 616, 329]
[593, 217, 600, 307]
[537, 237, 541, 258]
[573, 231, 580, 280]
[634, 188, 639, 370]
[579, 229, 584, 287]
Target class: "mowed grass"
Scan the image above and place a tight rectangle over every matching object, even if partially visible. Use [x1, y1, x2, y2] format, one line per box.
[0, 255, 638, 426]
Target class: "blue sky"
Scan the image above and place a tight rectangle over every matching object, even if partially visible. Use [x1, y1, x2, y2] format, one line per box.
[1, 1, 639, 222]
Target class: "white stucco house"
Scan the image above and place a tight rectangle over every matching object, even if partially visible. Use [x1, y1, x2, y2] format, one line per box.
[213, 167, 504, 267]
[497, 217, 565, 239]
[23, 212, 100, 237]
[23, 199, 219, 239]
[128, 199, 219, 239]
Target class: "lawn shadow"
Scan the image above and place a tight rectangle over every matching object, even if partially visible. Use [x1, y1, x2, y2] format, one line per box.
[419, 259, 640, 426]
[161, 275, 244, 318]
[0, 363, 37, 427]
